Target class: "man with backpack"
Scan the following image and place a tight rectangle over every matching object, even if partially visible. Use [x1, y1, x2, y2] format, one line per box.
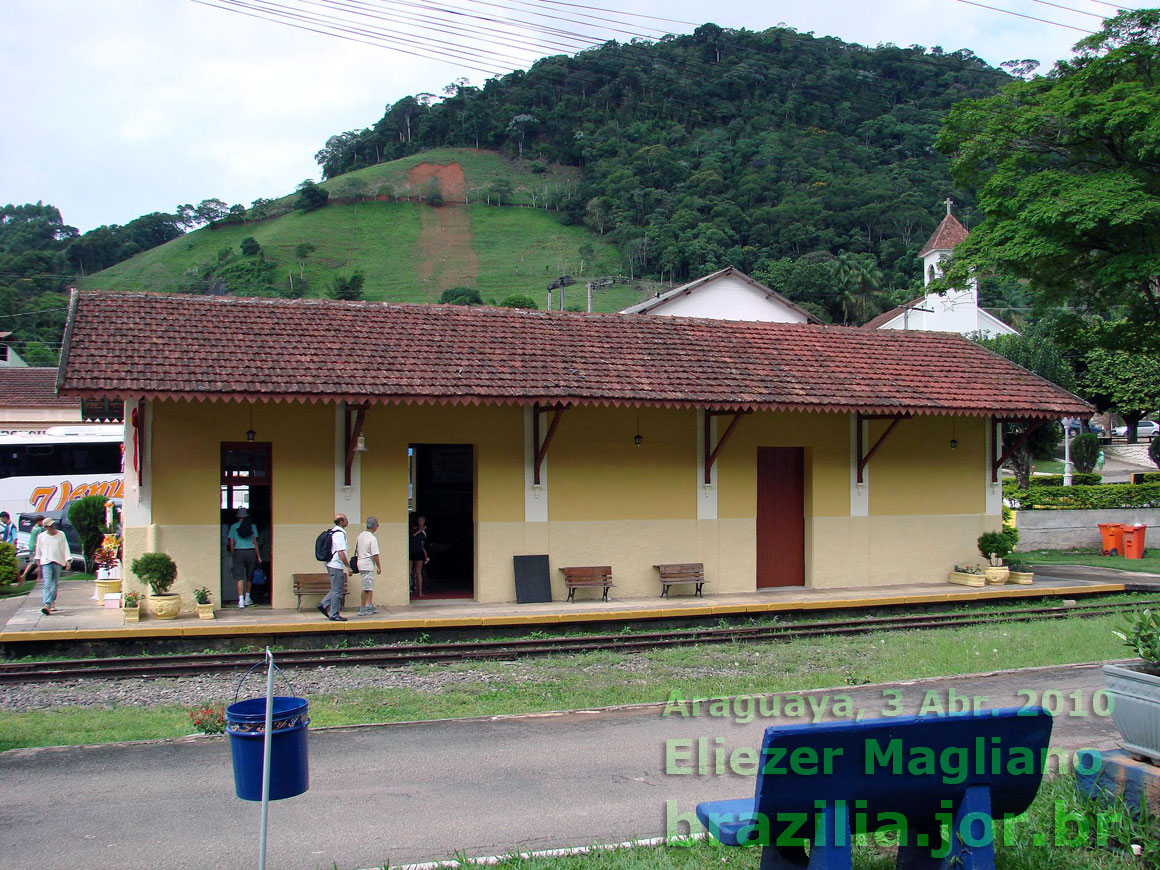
[317, 513, 351, 621]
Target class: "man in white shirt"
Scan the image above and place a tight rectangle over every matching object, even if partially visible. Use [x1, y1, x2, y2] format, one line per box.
[36, 518, 71, 616]
[318, 514, 350, 622]
[355, 517, 383, 616]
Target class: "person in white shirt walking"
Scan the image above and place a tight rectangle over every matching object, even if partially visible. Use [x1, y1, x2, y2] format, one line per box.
[36, 518, 71, 616]
[318, 514, 351, 622]
[355, 517, 383, 616]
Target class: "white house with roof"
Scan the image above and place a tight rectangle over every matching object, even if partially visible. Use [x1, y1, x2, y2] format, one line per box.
[621, 267, 818, 323]
[865, 201, 1017, 338]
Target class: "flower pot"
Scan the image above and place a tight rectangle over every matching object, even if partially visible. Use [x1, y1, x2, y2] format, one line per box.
[984, 566, 1010, 585]
[197, 602, 215, 620]
[94, 578, 121, 602]
[948, 570, 984, 587]
[123, 604, 140, 623]
[1103, 662, 1160, 763]
[149, 593, 182, 620]
[1007, 570, 1034, 585]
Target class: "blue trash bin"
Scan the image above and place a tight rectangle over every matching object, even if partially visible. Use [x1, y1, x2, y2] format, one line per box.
[226, 693, 310, 801]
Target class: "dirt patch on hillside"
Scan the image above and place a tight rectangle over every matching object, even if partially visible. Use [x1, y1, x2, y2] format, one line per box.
[411, 163, 477, 294]
[408, 162, 467, 203]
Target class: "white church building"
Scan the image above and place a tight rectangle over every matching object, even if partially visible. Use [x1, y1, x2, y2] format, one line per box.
[620, 266, 818, 323]
[864, 201, 1017, 338]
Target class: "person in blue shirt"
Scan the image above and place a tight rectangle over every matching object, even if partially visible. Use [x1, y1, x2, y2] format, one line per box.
[227, 508, 260, 608]
[0, 512, 16, 585]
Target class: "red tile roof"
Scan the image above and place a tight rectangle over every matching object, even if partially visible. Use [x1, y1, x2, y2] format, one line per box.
[0, 367, 76, 407]
[919, 213, 969, 257]
[58, 291, 1090, 419]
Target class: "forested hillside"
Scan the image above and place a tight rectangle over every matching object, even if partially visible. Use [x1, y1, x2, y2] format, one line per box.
[315, 24, 1011, 308]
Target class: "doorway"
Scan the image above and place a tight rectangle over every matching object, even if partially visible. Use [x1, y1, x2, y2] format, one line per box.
[756, 446, 805, 588]
[408, 443, 474, 600]
[220, 443, 272, 605]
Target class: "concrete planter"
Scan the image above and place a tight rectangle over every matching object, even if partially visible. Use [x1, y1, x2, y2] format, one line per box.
[1103, 661, 1160, 763]
[984, 566, 1010, 585]
[196, 603, 215, 620]
[123, 604, 140, 623]
[948, 570, 985, 587]
[149, 593, 182, 620]
[1007, 571, 1034, 585]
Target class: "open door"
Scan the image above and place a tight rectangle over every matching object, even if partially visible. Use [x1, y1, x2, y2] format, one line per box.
[409, 443, 474, 600]
[756, 446, 805, 588]
[220, 443, 272, 605]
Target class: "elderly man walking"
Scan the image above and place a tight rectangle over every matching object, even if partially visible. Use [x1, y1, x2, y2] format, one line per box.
[355, 517, 383, 616]
[318, 514, 351, 622]
[36, 517, 71, 616]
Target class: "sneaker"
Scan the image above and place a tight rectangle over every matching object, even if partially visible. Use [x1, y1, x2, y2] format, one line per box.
[237, 600, 246, 609]
[367, 606, 379, 615]
[329, 614, 348, 622]
[243, 594, 252, 606]
[357, 607, 369, 615]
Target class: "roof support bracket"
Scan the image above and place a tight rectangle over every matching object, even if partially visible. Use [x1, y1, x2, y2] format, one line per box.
[991, 417, 1047, 483]
[705, 410, 752, 484]
[533, 403, 567, 486]
[856, 413, 909, 484]
[344, 402, 368, 487]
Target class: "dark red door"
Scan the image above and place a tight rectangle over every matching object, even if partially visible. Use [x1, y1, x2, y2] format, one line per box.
[756, 447, 805, 588]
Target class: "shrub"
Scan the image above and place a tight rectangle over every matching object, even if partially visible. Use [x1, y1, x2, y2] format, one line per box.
[131, 552, 177, 596]
[68, 495, 115, 573]
[294, 179, 329, 212]
[1002, 474, 1101, 499]
[439, 287, 482, 305]
[189, 705, 225, 735]
[978, 530, 1015, 566]
[1008, 483, 1160, 510]
[500, 294, 538, 309]
[239, 237, 260, 257]
[1114, 609, 1160, 668]
[329, 272, 365, 301]
[1071, 433, 1100, 474]
[0, 542, 17, 586]
[1150, 435, 1160, 471]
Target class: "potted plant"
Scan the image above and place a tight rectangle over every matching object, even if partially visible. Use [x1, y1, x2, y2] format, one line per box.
[193, 586, 215, 620]
[131, 552, 181, 619]
[123, 590, 141, 623]
[1106, 610, 1160, 762]
[93, 538, 122, 603]
[948, 564, 985, 587]
[1006, 559, 1034, 585]
[977, 529, 1016, 584]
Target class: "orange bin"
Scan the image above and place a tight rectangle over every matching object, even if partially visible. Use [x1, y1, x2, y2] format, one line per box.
[1122, 524, 1148, 559]
[1099, 523, 1126, 556]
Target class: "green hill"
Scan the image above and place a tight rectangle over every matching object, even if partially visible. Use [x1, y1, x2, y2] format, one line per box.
[79, 150, 634, 310]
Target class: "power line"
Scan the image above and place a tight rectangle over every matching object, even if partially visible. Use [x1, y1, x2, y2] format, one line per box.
[1028, 0, 1109, 20]
[952, 0, 1097, 33]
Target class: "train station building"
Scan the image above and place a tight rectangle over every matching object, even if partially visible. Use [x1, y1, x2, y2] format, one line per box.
[57, 290, 1090, 611]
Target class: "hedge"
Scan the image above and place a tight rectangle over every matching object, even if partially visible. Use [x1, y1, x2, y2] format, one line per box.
[1002, 474, 1101, 500]
[1008, 483, 1160, 511]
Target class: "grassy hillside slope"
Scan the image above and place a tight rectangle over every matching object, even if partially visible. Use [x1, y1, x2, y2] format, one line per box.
[80, 149, 636, 311]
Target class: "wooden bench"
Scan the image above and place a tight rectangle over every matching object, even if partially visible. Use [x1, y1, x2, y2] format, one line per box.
[560, 566, 614, 602]
[292, 573, 337, 611]
[695, 706, 1052, 870]
[655, 562, 707, 598]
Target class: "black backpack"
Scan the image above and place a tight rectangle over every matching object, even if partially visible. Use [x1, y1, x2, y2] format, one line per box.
[314, 528, 334, 562]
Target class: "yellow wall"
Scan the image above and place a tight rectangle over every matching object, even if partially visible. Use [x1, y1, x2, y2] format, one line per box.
[548, 406, 695, 521]
[868, 415, 985, 516]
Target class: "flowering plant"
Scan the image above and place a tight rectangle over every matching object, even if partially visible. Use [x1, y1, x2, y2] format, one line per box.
[952, 564, 983, 575]
[189, 705, 226, 734]
[122, 591, 140, 607]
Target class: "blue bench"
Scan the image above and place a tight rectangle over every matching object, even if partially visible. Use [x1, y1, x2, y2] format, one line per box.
[695, 707, 1052, 870]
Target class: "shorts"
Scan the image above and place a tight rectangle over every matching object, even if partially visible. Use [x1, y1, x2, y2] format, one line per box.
[361, 570, 375, 592]
[232, 548, 257, 582]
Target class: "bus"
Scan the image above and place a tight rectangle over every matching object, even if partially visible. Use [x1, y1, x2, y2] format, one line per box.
[0, 425, 124, 522]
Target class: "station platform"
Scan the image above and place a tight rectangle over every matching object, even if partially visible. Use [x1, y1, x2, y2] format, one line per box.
[0, 569, 1131, 649]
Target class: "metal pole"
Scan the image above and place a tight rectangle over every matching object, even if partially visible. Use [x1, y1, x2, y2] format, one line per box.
[259, 647, 274, 870]
[587, 283, 592, 313]
[1063, 424, 1073, 486]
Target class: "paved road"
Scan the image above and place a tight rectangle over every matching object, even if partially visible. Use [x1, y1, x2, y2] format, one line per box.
[0, 663, 1125, 870]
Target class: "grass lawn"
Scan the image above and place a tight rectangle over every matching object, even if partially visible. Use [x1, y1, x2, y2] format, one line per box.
[1019, 547, 1160, 574]
[0, 610, 1138, 751]
[0, 578, 32, 598]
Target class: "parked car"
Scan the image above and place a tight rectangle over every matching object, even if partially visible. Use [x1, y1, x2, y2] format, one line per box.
[1113, 420, 1160, 439]
[1063, 418, 1106, 437]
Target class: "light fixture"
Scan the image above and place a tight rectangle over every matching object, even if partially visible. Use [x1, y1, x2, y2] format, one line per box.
[246, 405, 255, 442]
[634, 408, 642, 447]
[354, 434, 368, 452]
[950, 419, 958, 451]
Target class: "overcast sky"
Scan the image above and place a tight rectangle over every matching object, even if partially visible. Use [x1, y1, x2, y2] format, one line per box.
[1, 0, 1110, 233]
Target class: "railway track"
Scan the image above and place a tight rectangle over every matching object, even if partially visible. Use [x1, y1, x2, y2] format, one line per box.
[0, 597, 1152, 684]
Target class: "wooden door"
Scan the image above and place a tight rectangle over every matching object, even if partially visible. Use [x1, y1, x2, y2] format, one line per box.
[756, 447, 805, 588]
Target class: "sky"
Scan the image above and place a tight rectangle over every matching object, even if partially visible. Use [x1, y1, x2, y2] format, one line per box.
[0, 0, 1117, 233]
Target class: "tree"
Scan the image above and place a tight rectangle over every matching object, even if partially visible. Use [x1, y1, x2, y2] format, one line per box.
[68, 494, 114, 574]
[506, 114, 539, 158]
[329, 272, 365, 300]
[935, 10, 1160, 348]
[295, 179, 329, 212]
[194, 198, 229, 228]
[239, 237, 260, 257]
[500, 294, 538, 309]
[1080, 348, 1160, 442]
[439, 287, 482, 305]
[294, 242, 315, 280]
[1072, 433, 1101, 474]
